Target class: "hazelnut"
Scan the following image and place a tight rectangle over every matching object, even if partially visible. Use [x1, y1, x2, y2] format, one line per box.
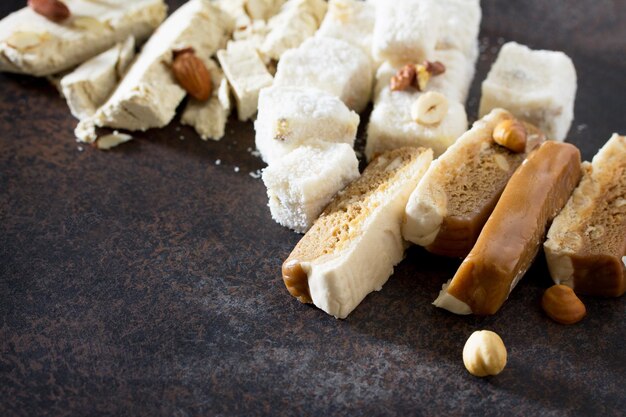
[541, 284, 586, 325]
[411, 91, 449, 125]
[493, 119, 527, 153]
[463, 330, 507, 377]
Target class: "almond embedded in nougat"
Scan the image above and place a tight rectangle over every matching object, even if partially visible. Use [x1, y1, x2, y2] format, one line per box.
[28, 0, 70, 22]
[172, 49, 212, 102]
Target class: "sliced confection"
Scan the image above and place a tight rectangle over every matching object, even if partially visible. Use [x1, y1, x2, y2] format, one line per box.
[181, 58, 231, 141]
[0, 0, 166, 76]
[262, 142, 360, 233]
[544, 134, 626, 297]
[434, 141, 582, 315]
[273, 37, 372, 112]
[260, 0, 327, 61]
[403, 109, 546, 258]
[217, 40, 273, 121]
[254, 86, 359, 164]
[87, 0, 233, 136]
[316, 0, 376, 62]
[366, 86, 467, 160]
[60, 36, 135, 120]
[479, 42, 577, 141]
[372, 0, 441, 65]
[282, 147, 433, 318]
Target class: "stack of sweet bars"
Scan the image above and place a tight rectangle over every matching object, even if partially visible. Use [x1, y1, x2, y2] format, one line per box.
[279, 3, 624, 318]
[0, 1, 622, 318]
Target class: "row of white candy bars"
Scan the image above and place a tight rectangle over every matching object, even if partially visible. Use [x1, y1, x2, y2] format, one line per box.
[366, 0, 481, 160]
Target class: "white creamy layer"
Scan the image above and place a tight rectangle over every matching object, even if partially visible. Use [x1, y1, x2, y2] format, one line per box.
[0, 0, 166, 76]
[302, 151, 432, 318]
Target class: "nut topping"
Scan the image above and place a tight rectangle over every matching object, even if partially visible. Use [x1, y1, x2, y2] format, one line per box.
[415, 64, 431, 91]
[411, 91, 449, 125]
[541, 284, 586, 325]
[424, 60, 446, 76]
[463, 330, 507, 377]
[390, 64, 416, 91]
[493, 119, 528, 153]
[28, 0, 70, 23]
[171, 48, 212, 102]
[390, 60, 446, 91]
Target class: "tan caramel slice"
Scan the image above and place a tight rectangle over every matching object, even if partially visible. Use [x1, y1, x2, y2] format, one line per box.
[544, 134, 626, 297]
[436, 141, 582, 315]
[403, 108, 545, 258]
[283, 147, 433, 318]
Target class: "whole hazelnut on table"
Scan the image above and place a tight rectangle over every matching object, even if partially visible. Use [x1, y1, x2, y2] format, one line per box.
[463, 330, 507, 377]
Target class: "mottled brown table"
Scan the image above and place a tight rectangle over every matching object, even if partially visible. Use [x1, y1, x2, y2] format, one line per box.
[1, 1, 625, 416]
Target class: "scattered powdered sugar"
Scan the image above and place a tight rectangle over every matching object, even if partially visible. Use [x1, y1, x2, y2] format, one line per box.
[215, 159, 221, 165]
[249, 170, 262, 179]
[576, 124, 588, 132]
[234, 166, 240, 173]
[77, 146, 84, 152]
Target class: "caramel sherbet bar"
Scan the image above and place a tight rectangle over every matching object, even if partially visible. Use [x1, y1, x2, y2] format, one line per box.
[434, 141, 582, 315]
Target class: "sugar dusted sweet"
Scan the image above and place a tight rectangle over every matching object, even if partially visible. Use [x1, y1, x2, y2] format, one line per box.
[273, 37, 372, 112]
[262, 142, 359, 233]
[479, 42, 577, 141]
[372, 0, 441, 65]
[366, 87, 467, 160]
[255, 86, 359, 164]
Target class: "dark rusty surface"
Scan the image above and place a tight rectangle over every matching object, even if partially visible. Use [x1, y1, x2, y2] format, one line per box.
[1, 1, 625, 416]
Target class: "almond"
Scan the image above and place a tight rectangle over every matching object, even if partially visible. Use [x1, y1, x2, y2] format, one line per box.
[171, 49, 212, 101]
[28, 0, 70, 23]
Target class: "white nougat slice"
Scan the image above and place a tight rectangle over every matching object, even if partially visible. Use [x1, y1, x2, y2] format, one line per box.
[262, 142, 360, 233]
[436, 0, 481, 58]
[374, 48, 476, 105]
[254, 86, 359, 164]
[181, 59, 231, 141]
[372, 0, 441, 65]
[273, 37, 372, 113]
[366, 87, 468, 161]
[282, 147, 433, 318]
[61, 37, 135, 120]
[260, 0, 327, 61]
[479, 42, 577, 141]
[316, 0, 376, 62]
[217, 41, 273, 121]
[0, 0, 166, 76]
[89, 0, 234, 135]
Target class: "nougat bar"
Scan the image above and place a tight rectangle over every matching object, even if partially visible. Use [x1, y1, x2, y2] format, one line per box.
[403, 109, 545, 258]
[544, 134, 626, 297]
[434, 141, 582, 314]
